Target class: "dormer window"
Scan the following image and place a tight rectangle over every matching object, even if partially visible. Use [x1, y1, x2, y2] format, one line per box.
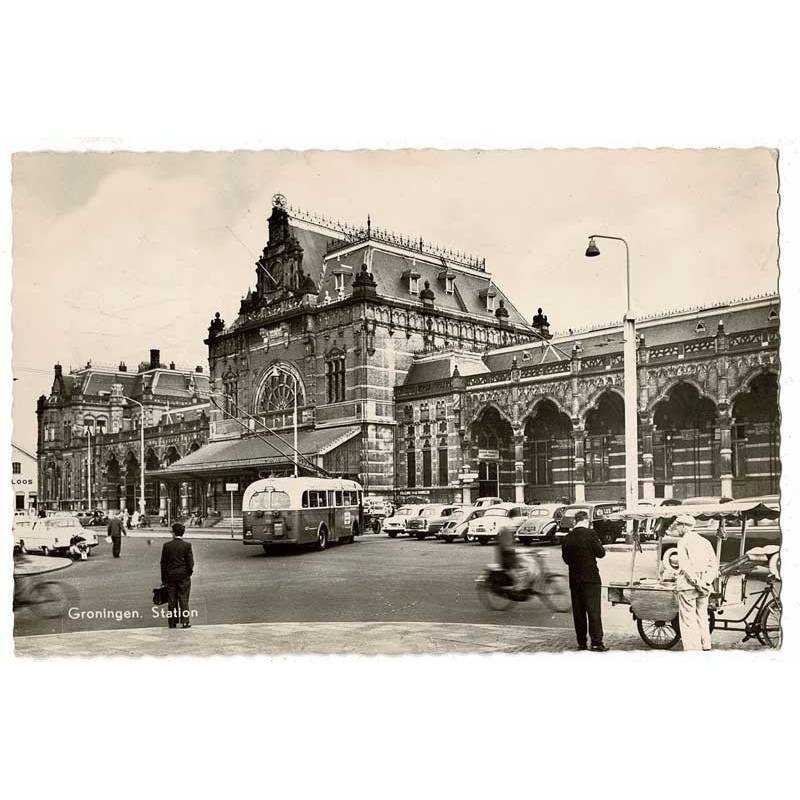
[479, 285, 497, 313]
[402, 268, 421, 295]
[769, 307, 779, 321]
[445, 275, 455, 294]
[695, 320, 707, 334]
[334, 273, 346, 293]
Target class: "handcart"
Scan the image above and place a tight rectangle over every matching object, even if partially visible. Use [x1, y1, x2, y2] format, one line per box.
[604, 500, 781, 649]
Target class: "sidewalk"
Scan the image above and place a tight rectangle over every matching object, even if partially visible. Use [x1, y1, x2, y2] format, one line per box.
[14, 620, 762, 657]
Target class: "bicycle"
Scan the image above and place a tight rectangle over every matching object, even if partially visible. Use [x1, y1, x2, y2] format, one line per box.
[476, 548, 570, 613]
[13, 574, 73, 619]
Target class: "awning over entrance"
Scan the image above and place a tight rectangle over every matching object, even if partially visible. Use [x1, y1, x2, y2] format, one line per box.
[149, 426, 361, 479]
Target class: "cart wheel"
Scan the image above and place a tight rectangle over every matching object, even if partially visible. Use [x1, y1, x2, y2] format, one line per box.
[757, 597, 782, 648]
[636, 616, 681, 649]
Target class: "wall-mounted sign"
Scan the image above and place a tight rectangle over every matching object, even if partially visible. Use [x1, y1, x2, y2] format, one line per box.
[477, 449, 499, 461]
[225, 483, 239, 492]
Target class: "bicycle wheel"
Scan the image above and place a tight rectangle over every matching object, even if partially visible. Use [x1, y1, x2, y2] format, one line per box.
[537, 573, 571, 613]
[757, 597, 782, 648]
[29, 581, 70, 619]
[475, 577, 514, 611]
[636, 617, 681, 649]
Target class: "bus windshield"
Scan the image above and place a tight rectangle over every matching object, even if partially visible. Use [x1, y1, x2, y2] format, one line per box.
[249, 490, 291, 511]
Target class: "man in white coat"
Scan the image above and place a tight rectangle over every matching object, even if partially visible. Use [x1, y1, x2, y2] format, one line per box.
[673, 514, 719, 651]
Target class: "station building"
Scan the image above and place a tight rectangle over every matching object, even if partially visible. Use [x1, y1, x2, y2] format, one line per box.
[36, 351, 211, 514]
[36, 195, 780, 517]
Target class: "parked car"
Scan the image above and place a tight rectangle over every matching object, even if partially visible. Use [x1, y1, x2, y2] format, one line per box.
[438, 507, 487, 542]
[382, 505, 426, 538]
[406, 504, 465, 539]
[473, 496, 504, 509]
[556, 501, 626, 545]
[515, 503, 567, 545]
[468, 503, 534, 545]
[16, 515, 99, 556]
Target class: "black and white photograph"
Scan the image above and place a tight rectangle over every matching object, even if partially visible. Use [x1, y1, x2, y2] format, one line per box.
[9, 148, 782, 656]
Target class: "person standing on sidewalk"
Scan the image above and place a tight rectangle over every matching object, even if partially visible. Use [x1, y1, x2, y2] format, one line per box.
[160, 522, 194, 629]
[561, 510, 608, 651]
[673, 514, 718, 651]
[107, 510, 126, 558]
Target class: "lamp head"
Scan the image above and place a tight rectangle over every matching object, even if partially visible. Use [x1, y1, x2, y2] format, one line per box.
[585, 237, 600, 258]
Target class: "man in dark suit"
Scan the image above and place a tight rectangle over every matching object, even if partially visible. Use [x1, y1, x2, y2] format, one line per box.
[160, 522, 194, 629]
[107, 510, 126, 558]
[561, 510, 608, 651]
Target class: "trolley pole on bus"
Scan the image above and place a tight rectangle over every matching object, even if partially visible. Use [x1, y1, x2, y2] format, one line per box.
[268, 367, 299, 477]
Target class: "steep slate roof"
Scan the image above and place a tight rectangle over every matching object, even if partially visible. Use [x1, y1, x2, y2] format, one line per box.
[404, 352, 490, 385]
[317, 244, 528, 326]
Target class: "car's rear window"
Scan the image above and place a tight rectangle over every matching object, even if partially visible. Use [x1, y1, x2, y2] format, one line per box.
[484, 508, 509, 517]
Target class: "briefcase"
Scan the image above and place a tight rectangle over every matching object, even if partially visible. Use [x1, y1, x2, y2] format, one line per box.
[153, 585, 169, 605]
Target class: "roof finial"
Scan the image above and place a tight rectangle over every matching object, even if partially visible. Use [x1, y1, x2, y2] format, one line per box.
[367, 214, 371, 236]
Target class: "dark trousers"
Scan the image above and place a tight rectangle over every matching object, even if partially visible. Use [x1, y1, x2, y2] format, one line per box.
[166, 578, 191, 627]
[569, 582, 603, 647]
[111, 535, 121, 557]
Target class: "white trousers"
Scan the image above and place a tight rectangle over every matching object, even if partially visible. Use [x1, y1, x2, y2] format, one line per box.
[678, 589, 711, 651]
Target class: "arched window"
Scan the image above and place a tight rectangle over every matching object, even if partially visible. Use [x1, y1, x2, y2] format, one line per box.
[259, 368, 305, 412]
[325, 351, 346, 403]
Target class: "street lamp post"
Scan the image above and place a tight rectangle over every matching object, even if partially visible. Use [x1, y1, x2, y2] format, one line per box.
[122, 396, 147, 516]
[585, 235, 639, 513]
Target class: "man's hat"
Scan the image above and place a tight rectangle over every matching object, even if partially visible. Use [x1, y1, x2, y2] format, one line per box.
[674, 514, 696, 527]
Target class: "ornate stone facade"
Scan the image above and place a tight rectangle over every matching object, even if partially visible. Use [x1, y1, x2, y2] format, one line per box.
[36, 351, 211, 514]
[396, 296, 780, 504]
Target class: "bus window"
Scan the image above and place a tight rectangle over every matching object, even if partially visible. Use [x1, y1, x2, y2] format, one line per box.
[335, 491, 343, 506]
[271, 491, 290, 510]
[328, 490, 335, 507]
[302, 491, 309, 509]
[249, 491, 271, 511]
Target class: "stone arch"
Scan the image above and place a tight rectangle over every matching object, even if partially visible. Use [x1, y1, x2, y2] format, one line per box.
[253, 360, 307, 413]
[188, 440, 201, 453]
[163, 446, 181, 467]
[522, 398, 574, 502]
[521, 392, 572, 423]
[651, 381, 719, 499]
[646, 375, 717, 417]
[580, 385, 625, 426]
[728, 365, 780, 407]
[466, 404, 516, 500]
[465, 399, 514, 432]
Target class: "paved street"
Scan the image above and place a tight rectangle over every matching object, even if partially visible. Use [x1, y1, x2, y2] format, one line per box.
[13, 533, 766, 653]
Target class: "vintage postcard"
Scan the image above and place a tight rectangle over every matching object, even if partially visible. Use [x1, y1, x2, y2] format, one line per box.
[10, 149, 781, 656]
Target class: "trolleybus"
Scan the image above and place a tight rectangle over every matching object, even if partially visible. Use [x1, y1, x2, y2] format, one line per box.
[242, 477, 363, 552]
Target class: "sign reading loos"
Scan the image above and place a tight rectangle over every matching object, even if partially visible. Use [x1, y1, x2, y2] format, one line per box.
[225, 483, 239, 492]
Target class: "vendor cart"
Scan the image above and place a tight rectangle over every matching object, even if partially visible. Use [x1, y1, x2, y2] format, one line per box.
[605, 500, 781, 649]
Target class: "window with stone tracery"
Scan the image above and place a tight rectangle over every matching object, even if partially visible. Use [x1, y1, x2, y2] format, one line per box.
[325, 351, 346, 403]
[259, 368, 305, 413]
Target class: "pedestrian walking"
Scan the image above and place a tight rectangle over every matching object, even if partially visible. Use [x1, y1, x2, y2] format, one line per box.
[672, 514, 718, 651]
[160, 522, 194, 628]
[561, 509, 608, 651]
[107, 510, 126, 558]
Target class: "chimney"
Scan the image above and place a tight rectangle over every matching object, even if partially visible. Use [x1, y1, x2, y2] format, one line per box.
[54, 363, 62, 377]
[118, 361, 127, 372]
[149, 349, 160, 369]
[195, 365, 204, 373]
[169, 361, 176, 370]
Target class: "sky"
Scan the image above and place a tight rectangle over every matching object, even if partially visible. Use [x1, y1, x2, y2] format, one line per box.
[11, 149, 779, 452]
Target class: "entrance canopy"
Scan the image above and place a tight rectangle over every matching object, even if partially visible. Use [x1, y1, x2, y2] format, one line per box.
[148, 426, 360, 479]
